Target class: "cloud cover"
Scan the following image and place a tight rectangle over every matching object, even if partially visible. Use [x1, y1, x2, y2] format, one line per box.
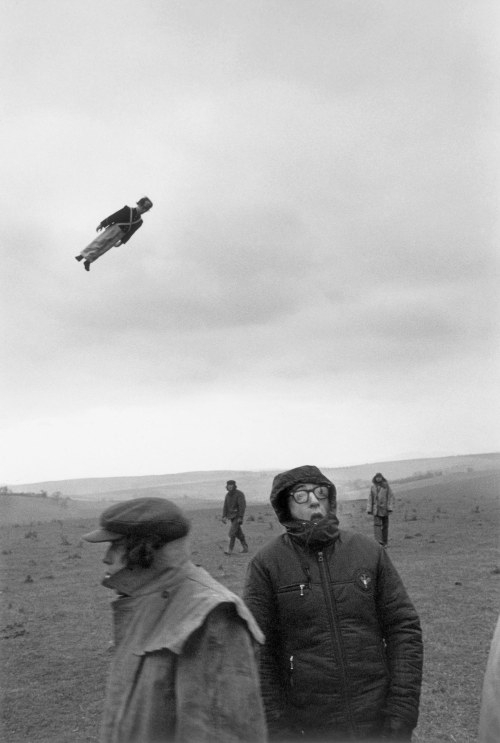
[1, 0, 499, 482]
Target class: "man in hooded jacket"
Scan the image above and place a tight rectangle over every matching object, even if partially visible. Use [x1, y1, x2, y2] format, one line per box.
[243, 465, 423, 742]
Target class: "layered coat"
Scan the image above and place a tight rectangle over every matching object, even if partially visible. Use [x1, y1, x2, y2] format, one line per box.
[101, 539, 266, 743]
[243, 465, 422, 741]
[367, 476, 394, 517]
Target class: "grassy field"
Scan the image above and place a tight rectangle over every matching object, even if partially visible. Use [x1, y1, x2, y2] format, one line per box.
[1, 471, 499, 743]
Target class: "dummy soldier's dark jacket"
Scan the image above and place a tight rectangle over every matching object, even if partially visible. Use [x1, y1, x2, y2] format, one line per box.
[99, 206, 144, 244]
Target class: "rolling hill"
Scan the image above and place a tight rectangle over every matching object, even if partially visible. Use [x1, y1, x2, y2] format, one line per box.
[3, 452, 499, 509]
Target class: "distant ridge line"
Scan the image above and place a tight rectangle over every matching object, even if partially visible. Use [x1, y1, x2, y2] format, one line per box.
[5, 452, 500, 499]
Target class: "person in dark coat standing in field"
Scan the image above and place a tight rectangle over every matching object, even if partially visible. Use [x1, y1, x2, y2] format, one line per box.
[83, 497, 267, 743]
[75, 196, 153, 271]
[222, 479, 249, 555]
[244, 465, 423, 742]
[367, 472, 395, 547]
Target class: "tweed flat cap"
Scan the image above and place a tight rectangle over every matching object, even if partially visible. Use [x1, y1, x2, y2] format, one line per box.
[82, 497, 190, 543]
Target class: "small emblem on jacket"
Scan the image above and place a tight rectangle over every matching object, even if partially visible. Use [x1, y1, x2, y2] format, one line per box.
[356, 570, 372, 591]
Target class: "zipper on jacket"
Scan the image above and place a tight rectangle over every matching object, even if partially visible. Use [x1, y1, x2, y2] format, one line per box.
[317, 550, 357, 736]
[289, 655, 294, 687]
[277, 582, 309, 595]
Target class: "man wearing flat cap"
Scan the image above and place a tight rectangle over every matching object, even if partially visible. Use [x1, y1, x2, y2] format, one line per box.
[222, 480, 249, 555]
[84, 497, 266, 743]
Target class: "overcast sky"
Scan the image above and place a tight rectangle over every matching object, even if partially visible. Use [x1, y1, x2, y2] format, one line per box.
[1, 0, 499, 484]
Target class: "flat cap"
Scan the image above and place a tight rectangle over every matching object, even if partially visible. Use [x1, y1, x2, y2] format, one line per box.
[82, 497, 190, 543]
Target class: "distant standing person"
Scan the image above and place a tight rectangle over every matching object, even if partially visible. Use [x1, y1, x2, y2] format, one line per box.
[222, 480, 249, 555]
[83, 497, 267, 743]
[75, 196, 153, 271]
[367, 472, 395, 547]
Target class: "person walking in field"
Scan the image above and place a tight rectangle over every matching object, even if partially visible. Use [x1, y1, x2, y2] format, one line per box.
[83, 497, 266, 743]
[222, 479, 249, 555]
[367, 472, 395, 547]
[75, 196, 153, 271]
[244, 465, 423, 742]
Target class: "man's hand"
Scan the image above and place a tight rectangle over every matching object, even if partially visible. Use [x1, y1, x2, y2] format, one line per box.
[222, 518, 227, 525]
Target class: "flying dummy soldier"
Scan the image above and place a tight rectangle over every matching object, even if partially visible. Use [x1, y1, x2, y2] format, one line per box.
[75, 196, 153, 271]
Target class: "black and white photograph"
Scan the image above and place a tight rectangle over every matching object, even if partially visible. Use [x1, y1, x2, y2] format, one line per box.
[1, 2, 499, 742]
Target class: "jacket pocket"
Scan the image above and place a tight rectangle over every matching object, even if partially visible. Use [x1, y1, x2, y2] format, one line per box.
[277, 582, 309, 596]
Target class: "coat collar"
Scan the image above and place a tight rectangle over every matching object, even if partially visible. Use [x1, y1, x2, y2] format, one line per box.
[102, 537, 191, 596]
[103, 542, 264, 655]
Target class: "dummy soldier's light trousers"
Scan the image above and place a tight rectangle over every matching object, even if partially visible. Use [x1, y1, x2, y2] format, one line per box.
[79, 224, 124, 264]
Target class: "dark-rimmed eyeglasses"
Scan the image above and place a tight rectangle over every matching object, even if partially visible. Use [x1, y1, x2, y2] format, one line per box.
[289, 485, 330, 504]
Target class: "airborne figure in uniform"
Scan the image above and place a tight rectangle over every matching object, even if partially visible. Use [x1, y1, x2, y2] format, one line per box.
[75, 196, 153, 271]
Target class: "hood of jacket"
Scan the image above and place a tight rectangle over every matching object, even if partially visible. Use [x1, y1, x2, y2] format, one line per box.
[270, 464, 337, 524]
[372, 472, 388, 485]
